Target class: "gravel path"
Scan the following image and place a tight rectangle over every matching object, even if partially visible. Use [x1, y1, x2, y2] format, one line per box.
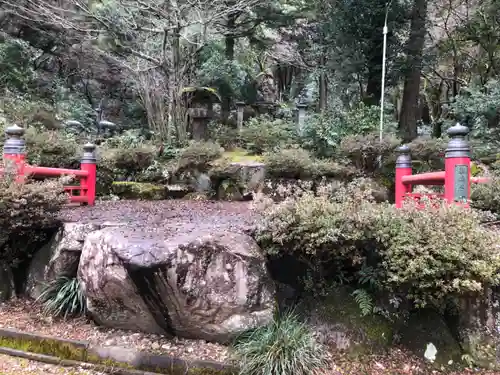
[0, 354, 105, 374]
[60, 200, 259, 238]
[0, 299, 230, 363]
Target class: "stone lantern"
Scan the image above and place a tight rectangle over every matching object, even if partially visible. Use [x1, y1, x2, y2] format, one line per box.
[253, 71, 278, 117]
[181, 87, 220, 141]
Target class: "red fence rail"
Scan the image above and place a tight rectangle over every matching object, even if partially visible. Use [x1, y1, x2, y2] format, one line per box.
[395, 123, 490, 208]
[1, 125, 97, 206]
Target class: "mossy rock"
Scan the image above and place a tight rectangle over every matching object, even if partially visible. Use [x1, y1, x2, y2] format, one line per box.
[209, 158, 265, 201]
[306, 287, 394, 355]
[111, 181, 167, 200]
[217, 180, 244, 201]
[399, 309, 462, 369]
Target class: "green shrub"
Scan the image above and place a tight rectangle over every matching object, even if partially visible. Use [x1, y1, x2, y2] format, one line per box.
[231, 311, 327, 375]
[264, 148, 356, 180]
[239, 115, 297, 154]
[300, 104, 397, 158]
[0, 39, 34, 91]
[0, 172, 67, 267]
[471, 177, 500, 215]
[407, 137, 446, 173]
[37, 276, 86, 319]
[101, 129, 152, 149]
[255, 181, 500, 309]
[103, 146, 156, 172]
[176, 140, 223, 172]
[208, 122, 240, 150]
[95, 146, 157, 194]
[24, 128, 80, 168]
[336, 132, 401, 174]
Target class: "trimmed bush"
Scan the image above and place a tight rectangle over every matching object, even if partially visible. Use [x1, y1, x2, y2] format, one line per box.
[336, 133, 400, 174]
[407, 137, 446, 173]
[0, 172, 67, 267]
[471, 176, 500, 215]
[231, 311, 327, 375]
[102, 146, 156, 172]
[255, 180, 500, 309]
[239, 115, 297, 154]
[264, 148, 356, 180]
[176, 140, 223, 172]
[37, 276, 86, 319]
[24, 128, 79, 169]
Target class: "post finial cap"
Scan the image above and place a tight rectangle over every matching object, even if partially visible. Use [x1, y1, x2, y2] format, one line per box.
[396, 144, 410, 154]
[447, 123, 469, 138]
[5, 124, 25, 137]
[83, 142, 96, 152]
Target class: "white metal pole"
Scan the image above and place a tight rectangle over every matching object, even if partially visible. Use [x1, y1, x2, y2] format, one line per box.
[378, 1, 391, 167]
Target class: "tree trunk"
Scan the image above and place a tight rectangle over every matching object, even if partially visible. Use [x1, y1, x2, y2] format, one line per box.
[364, 36, 384, 106]
[399, 0, 428, 142]
[222, 15, 237, 122]
[170, 27, 184, 141]
[318, 52, 328, 111]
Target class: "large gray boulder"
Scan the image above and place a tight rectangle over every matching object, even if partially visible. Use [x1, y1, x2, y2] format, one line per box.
[25, 223, 100, 299]
[78, 227, 276, 343]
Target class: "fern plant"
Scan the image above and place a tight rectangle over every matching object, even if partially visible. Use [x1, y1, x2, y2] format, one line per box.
[352, 288, 374, 317]
[37, 276, 86, 319]
[231, 311, 327, 375]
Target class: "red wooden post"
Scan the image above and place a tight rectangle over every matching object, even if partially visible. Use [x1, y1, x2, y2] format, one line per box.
[395, 145, 412, 208]
[444, 123, 470, 206]
[80, 143, 97, 206]
[3, 125, 26, 181]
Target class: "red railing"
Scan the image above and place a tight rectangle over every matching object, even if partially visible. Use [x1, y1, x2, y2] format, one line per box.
[1, 125, 97, 206]
[395, 124, 490, 208]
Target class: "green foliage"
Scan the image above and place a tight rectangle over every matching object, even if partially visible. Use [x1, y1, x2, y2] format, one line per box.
[336, 132, 401, 174]
[101, 130, 153, 149]
[24, 129, 80, 168]
[176, 140, 223, 172]
[0, 172, 67, 267]
[407, 137, 446, 172]
[352, 289, 374, 317]
[52, 85, 96, 132]
[0, 39, 34, 91]
[470, 176, 500, 215]
[240, 115, 297, 154]
[197, 41, 254, 102]
[209, 122, 241, 150]
[231, 311, 327, 375]
[37, 276, 86, 319]
[103, 147, 156, 172]
[255, 180, 500, 309]
[264, 148, 355, 180]
[301, 105, 397, 158]
[449, 80, 500, 155]
[97, 146, 157, 194]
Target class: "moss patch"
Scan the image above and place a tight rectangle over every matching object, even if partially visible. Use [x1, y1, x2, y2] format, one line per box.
[111, 181, 166, 200]
[0, 335, 86, 362]
[0, 332, 234, 374]
[221, 149, 263, 163]
[310, 287, 394, 355]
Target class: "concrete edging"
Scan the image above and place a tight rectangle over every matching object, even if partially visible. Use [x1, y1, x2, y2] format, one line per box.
[0, 328, 235, 375]
[0, 347, 161, 375]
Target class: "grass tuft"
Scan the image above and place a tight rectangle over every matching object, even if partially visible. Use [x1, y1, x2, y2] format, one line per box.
[37, 277, 86, 319]
[230, 311, 327, 375]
